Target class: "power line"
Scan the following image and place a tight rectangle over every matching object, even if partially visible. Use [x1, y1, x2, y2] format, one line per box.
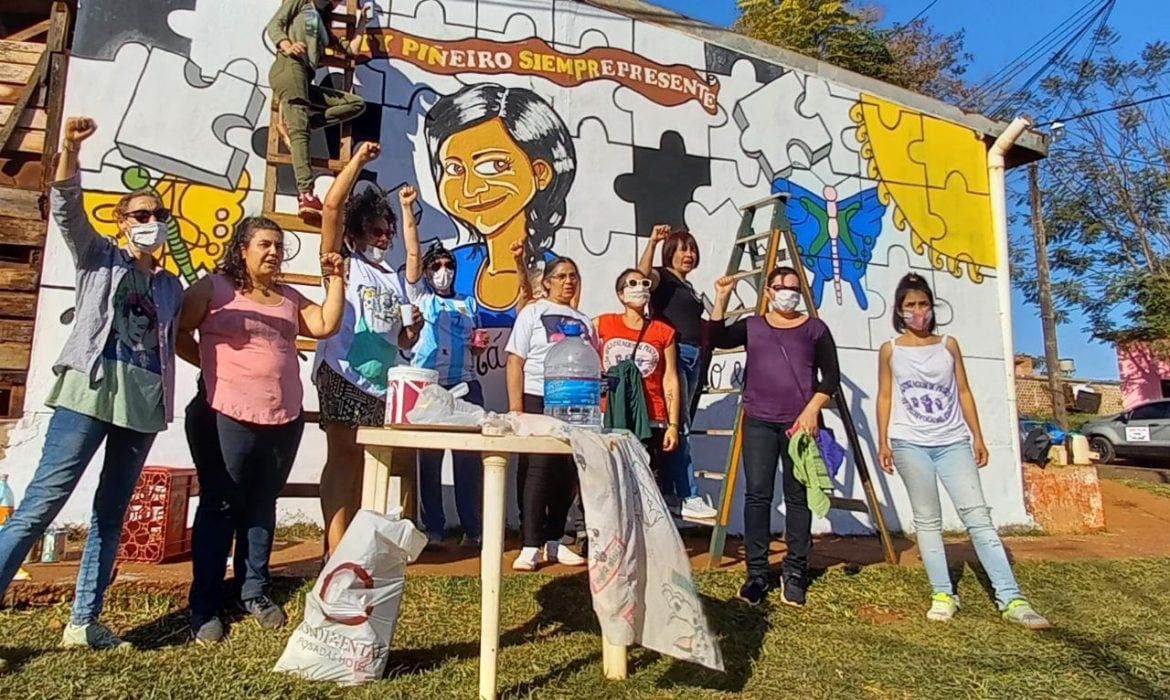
[1050, 146, 1167, 168]
[889, 0, 940, 37]
[1036, 92, 1170, 127]
[1054, 0, 1116, 119]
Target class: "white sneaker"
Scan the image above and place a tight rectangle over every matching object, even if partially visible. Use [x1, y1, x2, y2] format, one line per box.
[544, 540, 586, 566]
[926, 593, 960, 622]
[681, 495, 718, 520]
[60, 622, 132, 651]
[511, 546, 543, 571]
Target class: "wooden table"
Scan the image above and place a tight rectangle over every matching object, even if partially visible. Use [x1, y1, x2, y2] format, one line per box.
[356, 426, 628, 700]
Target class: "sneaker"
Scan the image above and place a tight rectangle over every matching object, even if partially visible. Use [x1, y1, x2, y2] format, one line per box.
[459, 534, 481, 549]
[243, 595, 288, 630]
[60, 622, 132, 651]
[780, 574, 807, 608]
[736, 576, 770, 606]
[545, 540, 587, 566]
[192, 617, 225, 645]
[1002, 599, 1052, 630]
[512, 546, 543, 572]
[681, 495, 718, 520]
[927, 592, 960, 622]
[297, 192, 323, 217]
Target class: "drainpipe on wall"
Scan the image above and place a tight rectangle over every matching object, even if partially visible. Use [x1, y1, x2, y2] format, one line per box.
[987, 116, 1032, 472]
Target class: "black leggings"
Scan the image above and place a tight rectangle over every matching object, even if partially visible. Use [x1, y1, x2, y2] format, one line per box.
[742, 415, 811, 580]
[517, 394, 579, 547]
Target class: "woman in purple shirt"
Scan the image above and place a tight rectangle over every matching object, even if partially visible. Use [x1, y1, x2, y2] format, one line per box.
[711, 266, 840, 608]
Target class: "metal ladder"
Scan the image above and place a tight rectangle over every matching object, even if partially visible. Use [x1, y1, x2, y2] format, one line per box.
[261, 0, 361, 356]
[700, 192, 897, 567]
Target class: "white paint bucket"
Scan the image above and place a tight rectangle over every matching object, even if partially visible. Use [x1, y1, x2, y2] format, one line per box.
[385, 367, 439, 425]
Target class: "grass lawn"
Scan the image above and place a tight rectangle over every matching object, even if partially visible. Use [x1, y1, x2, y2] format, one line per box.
[2, 558, 1169, 699]
[1118, 479, 1170, 500]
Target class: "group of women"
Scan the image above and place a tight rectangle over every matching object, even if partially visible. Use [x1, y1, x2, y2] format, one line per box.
[0, 111, 1050, 669]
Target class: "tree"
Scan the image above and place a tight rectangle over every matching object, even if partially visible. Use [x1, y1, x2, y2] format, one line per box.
[1010, 29, 1170, 340]
[733, 0, 973, 103]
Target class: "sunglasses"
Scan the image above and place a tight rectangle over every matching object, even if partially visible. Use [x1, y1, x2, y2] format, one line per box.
[123, 208, 171, 224]
[624, 278, 652, 289]
[429, 260, 454, 271]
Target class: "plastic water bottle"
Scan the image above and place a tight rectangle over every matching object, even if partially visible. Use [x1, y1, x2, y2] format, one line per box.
[544, 320, 603, 430]
[0, 474, 14, 525]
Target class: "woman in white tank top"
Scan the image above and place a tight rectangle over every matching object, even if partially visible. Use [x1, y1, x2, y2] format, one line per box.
[876, 273, 1051, 629]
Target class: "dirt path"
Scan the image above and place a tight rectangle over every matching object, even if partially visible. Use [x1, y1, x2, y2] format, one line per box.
[6, 479, 1168, 606]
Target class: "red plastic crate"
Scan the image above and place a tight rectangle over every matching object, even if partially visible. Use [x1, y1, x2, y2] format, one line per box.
[117, 466, 200, 564]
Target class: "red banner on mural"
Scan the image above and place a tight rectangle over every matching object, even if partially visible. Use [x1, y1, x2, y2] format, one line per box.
[356, 29, 721, 115]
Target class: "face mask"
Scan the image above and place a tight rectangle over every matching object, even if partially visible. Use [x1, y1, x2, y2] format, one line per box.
[362, 245, 387, 264]
[770, 289, 800, 313]
[901, 308, 934, 332]
[622, 289, 650, 307]
[431, 267, 454, 291]
[128, 221, 165, 253]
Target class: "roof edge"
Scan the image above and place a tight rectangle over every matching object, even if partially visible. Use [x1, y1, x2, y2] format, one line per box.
[586, 0, 1049, 166]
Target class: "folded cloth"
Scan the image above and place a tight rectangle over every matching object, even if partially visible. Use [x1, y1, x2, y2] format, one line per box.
[788, 429, 834, 518]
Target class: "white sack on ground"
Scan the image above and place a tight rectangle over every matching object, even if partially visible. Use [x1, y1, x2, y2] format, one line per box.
[274, 508, 427, 685]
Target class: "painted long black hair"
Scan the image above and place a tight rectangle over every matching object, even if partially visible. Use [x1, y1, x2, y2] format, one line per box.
[216, 216, 282, 291]
[424, 83, 576, 267]
[892, 272, 937, 333]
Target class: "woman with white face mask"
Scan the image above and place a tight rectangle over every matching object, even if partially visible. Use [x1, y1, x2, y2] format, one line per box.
[876, 273, 1051, 629]
[313, 142, 421, 556]
[402, 202, 489, 549]
[711, 266, 841, 609]
[0, 117, 184, 661]
[594, 269, 682, 490]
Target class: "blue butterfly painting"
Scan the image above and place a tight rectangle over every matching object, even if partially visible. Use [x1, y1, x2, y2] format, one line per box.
[771, 179, 886, 310]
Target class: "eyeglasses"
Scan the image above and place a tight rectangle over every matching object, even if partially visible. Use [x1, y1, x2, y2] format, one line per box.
[429, 260, 453, 271]
[769, 284, 801, 293]
[123, 208, 171, 224]
[624, 278, 652, 289]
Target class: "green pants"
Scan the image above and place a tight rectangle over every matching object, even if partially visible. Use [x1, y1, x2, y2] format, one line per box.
[269, 55, 365, 192]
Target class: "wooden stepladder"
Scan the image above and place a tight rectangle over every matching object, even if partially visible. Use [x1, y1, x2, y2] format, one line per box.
[703, 193, 897, 568]
[261, 0, 360, 357]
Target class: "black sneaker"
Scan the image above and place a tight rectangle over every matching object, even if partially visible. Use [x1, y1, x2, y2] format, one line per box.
[243, 595, 288, 629]
[192, 617, 225, 645]
[781, 574, 807, 608]
[736, 576, 770, 606]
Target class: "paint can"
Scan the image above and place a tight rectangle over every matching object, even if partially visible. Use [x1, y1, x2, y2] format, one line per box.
[385, 367, 438, 424]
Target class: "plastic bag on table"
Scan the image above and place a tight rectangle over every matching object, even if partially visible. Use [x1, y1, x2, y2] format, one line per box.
[274, 508, 426, 685]
[406, 383, 486, 426]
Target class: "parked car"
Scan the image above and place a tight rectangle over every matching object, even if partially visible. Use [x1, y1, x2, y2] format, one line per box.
[1080, 399, 1170, 464]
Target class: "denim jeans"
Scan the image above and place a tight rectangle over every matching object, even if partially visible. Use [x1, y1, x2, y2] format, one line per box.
[418, 380, 484, 540]
[892, 439, 1022, 608]
[0, 407, 155, 625]
[662, 342, 702, 500]
[187, 393, 304, 623]
[742, 415, 809, 581]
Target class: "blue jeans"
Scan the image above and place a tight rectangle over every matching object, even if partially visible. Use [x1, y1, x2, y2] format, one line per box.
[663, 342, 702, 500]
[892, 439, 1022, 608]
[187, 391, 304, 623]
[418, 380, 483, 540]
[0, 407, 155, 625]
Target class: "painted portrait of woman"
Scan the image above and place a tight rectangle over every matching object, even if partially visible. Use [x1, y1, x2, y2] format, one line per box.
[425, 83, 577, 327]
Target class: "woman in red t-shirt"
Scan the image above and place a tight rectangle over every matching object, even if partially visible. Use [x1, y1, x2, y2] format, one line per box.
[594, 268, 682, 486]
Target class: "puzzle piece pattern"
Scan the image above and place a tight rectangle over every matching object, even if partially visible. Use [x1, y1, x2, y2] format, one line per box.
[561, 118, 637, 260]
[61, 43, 151, 174]
[552, 0, 635, 51]
[859, 243, 942, 352]
[476, 0, 554, 42]
[800, 78, 864, 178]
[72, 0, 195, 60]
[705, 58, 765, 187]
[735, 72, 832, 181]
[384, 0, 477, 40]
[616, 131, 710, 235]
[115, 49, 265, 190]
[168, 0, 276, 88]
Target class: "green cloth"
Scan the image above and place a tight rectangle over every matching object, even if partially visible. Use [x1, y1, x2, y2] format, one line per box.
[266, 0, 349, 71]
[46, 267, 165, 433]
[603, 360, 652, 441]
[788, 430, 833, 518]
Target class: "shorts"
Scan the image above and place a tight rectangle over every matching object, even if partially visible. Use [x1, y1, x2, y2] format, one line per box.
[315, 362, 385, 429]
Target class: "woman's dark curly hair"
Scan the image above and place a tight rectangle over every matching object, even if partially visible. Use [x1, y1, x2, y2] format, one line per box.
[343, 185, 397, 248]
[216, 216, 282, 291]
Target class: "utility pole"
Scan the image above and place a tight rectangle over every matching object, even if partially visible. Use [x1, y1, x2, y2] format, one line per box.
[1028, 162, 1068, 430]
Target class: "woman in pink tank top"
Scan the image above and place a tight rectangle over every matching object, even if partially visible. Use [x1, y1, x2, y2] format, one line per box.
[177, 216, 344, 642]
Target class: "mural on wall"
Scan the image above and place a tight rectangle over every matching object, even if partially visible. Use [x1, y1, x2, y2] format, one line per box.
[7, 0, 1028, 531]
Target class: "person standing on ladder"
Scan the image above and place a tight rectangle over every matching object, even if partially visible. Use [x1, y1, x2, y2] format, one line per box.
[876, 273, 1051, 629]
[637, 225, 718, 520]
[266, 0, 371, 217]
[711, 267, 841, 608]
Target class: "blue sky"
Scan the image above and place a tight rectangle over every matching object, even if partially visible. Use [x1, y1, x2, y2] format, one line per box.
[657, 0, 1163, 380]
